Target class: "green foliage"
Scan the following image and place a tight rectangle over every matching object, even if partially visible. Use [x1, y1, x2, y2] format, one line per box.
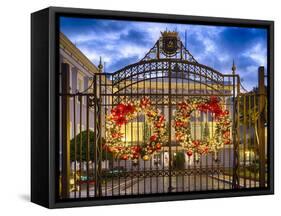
[247, 164, 259, 173]
[173, 151, 186, 170]
[70, 130, 113, 161]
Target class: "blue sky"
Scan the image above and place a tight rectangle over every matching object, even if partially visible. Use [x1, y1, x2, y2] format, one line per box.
[60, 17, 267, 90]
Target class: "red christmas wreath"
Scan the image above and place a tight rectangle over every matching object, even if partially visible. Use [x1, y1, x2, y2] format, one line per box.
[104, 97, 167, 160]
[174, 96, 231, 160]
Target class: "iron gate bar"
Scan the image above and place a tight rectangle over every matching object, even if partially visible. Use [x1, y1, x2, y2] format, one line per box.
[175, 61, 178, 192]
[93, 76, 97, 197]
[86, 95, 90, 197]
[258, 67, 266, 188]
[168, 61, 172, 192]
[236, 76, 241, 188]
[150, 63, 153, 194]
[73, 95, 77, 198]
[199, 67, 202, 191]
[79, 95, 82, 198]
[248, 94, 252, 188]
[161, 68, 165, 193]
[155, 63, 159, 193]
[180, 63, 184, 192]
[221, 80, 225, 189]
[232, 74, 237, 189]
[130, 70, 133, 195]
[143, 69, 146, 194]
[243, 94, 247, 188]
[136, 66, 140, 195]
[254, 93, 258, 188]
[98, 76, 103, 196]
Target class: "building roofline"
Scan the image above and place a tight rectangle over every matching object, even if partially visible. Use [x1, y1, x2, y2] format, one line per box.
[60, 32, 99, 74]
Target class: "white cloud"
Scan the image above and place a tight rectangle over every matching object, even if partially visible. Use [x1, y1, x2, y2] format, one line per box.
[78, 47, 112, 66]
[66, 20, 228, 72]
[62, 18, 266, 92]
[119, 44, 148, 59]
[242, 43, 267, 66]
[218, 54, 230, 63]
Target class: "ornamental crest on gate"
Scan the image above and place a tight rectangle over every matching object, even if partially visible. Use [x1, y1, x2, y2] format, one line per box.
[161, 31, 179, 55]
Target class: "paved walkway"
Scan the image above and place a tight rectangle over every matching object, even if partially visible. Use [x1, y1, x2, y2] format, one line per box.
[211, 174, 260, 188]
[70, 174, 245, 198]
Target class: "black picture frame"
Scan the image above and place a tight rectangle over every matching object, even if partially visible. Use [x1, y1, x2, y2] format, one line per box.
[31, 6, 274, 208]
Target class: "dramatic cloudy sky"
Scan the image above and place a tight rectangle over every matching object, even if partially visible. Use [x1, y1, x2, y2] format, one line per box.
[60, 17, 267, 90]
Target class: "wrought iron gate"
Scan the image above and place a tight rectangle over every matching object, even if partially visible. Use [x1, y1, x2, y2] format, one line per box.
[59, 32, 267, 199]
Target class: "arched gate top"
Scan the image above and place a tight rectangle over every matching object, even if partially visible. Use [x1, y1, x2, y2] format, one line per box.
[110, 31, 234, 89]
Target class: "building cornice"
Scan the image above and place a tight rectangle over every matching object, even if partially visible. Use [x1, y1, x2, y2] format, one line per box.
[60, 32, 98, 75]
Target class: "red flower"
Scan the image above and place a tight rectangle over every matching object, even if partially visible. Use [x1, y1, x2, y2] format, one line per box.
[124, 103, 135, 114]
[186, 150, 193, 157]
[182, 112, 191, 118]
[175, 132, 183, 141]
[223, 131, 230, 138]
[192, 140, 200, 147]
[132, 153, 139, 159]
[111, 132, 123, 139]
[111, 103, 135, 117]
[204, 96, 224, 118]
[150, 134, 158, 142]
[158, 115, 165, 123]
[198, 146, 209, 154]
[204, 147, 209, 154]
[147, 146, 154, 154]
[111, 103, 126, 116]
[110, 102, 137, 126]
[197, 103, 209, 113]
[155, 143, 162, 150]
[115, 116, 127, 126]
[155, 122, 163, 128]
[210, 96, 219, 103]
[140, 97, 151, 108]
[208, 103, 223, 118]
[175, 120, 184, 127]
[131, 145, 141, 153]
[120, 154, 128, 160]
[105, 146, 115, 153]
[224, 139, 231, 145]
[224, 120, 230, 126]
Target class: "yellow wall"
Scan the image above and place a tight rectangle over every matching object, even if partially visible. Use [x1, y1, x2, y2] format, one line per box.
[120, 122, 144, 144]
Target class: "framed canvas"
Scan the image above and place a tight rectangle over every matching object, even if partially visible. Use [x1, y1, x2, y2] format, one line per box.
[31, 7, 274, 208]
